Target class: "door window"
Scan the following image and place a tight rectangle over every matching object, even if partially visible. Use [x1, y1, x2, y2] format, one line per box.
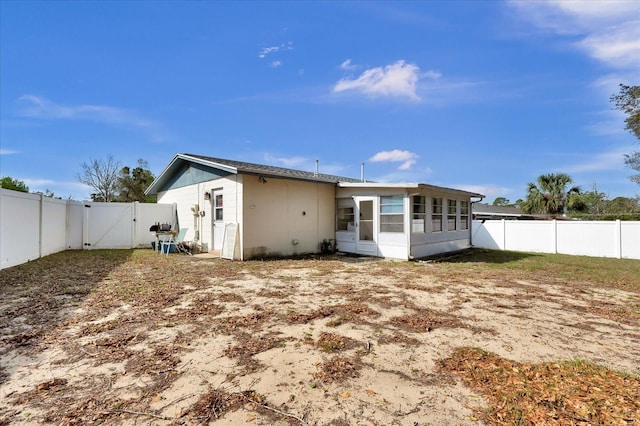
[359, 200, 373, 241]
[214, 194, 223, 221]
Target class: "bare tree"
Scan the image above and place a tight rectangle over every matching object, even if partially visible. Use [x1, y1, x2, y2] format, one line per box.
[77, 155, 121, 202]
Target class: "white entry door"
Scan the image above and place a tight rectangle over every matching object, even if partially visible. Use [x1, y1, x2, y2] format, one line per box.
[212, 190, 225, 251]
[355, 197, 377, 256]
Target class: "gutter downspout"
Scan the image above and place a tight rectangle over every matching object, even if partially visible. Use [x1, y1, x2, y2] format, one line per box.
[469, 196, 485, 247]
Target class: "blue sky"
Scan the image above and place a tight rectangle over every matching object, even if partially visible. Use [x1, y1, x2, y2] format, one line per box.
[1, 0, 639, 202]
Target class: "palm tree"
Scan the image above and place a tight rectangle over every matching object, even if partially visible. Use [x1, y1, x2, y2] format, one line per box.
[522, 173, 581, 217]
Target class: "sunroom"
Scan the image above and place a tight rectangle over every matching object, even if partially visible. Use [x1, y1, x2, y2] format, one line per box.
[335, 183, 484, 260]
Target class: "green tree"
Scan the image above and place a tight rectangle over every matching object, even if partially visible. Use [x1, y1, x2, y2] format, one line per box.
[521, 173, 581, 217]
[492, 197, 511, 207]
[574, 185, 608, 215]
[610, 84, 640, 184]
[116, 159, 156, 203]
[1, 176, 29, 192]
[606, 196, 640, 215]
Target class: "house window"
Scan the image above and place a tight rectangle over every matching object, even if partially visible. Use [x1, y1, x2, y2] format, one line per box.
[460, 201, 469, 230]
[432, 197, 443, 232]
[448, 199, 457, 231]
[380, 195, 404, 233]
[412, 195, 426, 233]
[215, 194, 223, 221]
[337, 198, 355, 231]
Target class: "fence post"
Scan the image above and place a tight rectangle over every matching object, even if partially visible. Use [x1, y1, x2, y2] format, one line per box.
[615, 219, 622, 259]
[552, 220, 558, 254]
[39, 193, 44, 259]
[502, 219, 506, 250]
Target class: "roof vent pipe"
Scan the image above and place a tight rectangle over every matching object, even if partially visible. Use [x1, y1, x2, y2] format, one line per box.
[315, 159, 319, 177]
[361, 162, 365, 182]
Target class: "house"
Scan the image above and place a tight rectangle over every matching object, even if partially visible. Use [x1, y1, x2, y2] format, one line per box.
[472, 203, 535, 220]
[145, 153, 484, 260]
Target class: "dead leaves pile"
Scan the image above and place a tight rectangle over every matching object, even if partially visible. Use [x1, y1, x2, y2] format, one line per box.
[186, 388, 265, 422]
[440, 347, 640, 425]
[390, 307, 461, 332]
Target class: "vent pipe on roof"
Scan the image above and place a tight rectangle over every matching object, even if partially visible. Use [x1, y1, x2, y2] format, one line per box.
[315, 159, 319, 177]
[361, 162, 365, 182]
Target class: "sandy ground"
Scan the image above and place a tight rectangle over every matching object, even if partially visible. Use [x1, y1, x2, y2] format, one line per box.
[0, 251, 638, 425]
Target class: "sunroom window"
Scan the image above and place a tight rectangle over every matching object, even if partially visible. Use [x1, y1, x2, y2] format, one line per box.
[448, 199, 457, 231]
[336, 198, 355, 231]
[432, 197, 443, 232]
[380, 195, 404, 233]
[460, 201, 469, 230]
[412, 195, 426, 233]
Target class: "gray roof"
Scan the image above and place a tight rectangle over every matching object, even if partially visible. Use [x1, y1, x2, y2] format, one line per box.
[146, 153, 485, 199]
[145, 153, 363, 195]
[184, 153, 363, 184]
[473, 203, 527, 217]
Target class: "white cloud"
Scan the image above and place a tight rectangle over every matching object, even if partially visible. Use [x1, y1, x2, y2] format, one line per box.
[340, 59, 357, 71]
[333, 60, 422, 101]
[263, 153, 308, 168]
[576, 21, 640, 69]
[257, 42, 293, 59]
[258, 46, 281, 58]
[22, 178, 56, 186]
[369, 149, 419, 170]
[371, 166, 433, 184]
[508, 0, 640, 70]
[454, 184, 512, 199]
[561, 146, 632, 173]
[0, 149, 19, 155]
[269, 60, 282, 68]
[17, 95, 154, 128]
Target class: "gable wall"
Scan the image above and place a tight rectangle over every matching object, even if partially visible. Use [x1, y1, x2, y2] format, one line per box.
[161, 162, 232, 192]
[157, 174, 242, 252]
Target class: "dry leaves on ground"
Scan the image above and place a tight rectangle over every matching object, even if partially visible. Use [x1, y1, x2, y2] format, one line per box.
[440, 347, 640, 425]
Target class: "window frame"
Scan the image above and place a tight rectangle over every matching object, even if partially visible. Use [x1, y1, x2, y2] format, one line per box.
[214, 193, 223, 221]
[447, 199, 457, 231]
[336, 198, 355, 232]
[431, 197, 443, 232]
[411, 195, 426, 233]
[460, 200, 469, 230]
[380, 195, 404, 233]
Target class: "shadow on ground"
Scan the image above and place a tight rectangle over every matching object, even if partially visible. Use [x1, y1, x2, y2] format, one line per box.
[0, 249, 134, 384]
[417, 248, 540, 264]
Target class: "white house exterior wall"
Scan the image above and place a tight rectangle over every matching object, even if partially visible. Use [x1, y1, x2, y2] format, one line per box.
[156, 175, 242, 254]
[242, 176, 335, 259]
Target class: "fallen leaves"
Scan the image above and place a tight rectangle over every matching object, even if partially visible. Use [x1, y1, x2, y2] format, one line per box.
[389, 307, 461, 332]
[440, 347, 640, 425]
[314, 355, 363, 383]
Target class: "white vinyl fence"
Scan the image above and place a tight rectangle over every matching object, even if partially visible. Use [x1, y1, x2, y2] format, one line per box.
[472, 219, 640, 260]
[1, 188, 176, 269]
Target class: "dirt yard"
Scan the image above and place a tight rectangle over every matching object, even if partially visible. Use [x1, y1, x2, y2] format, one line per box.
[1, 249, 639, 425]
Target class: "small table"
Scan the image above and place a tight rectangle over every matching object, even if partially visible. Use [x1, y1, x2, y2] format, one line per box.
[155, 231, 177, 253]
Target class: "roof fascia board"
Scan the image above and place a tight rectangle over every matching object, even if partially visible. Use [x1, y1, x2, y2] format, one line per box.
[178, 154, 238, 174]
[145, 154, 183, 195]
[338, 182, 419, 189]
[338, 182, 483, 198]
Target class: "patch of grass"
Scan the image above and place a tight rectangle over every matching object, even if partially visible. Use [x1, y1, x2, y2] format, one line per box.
[433, 249, 640, 292]
[440, 347, 640, 425]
